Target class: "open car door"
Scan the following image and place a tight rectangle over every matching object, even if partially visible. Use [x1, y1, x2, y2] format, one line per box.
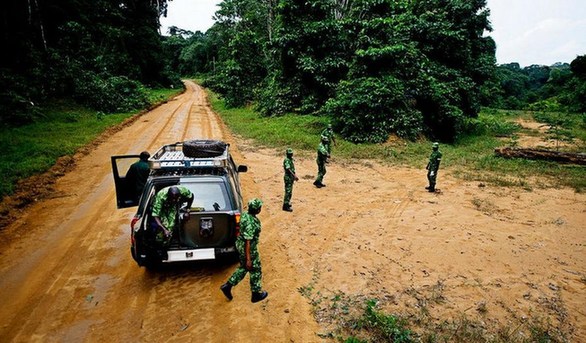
[111, 155, 141, 208]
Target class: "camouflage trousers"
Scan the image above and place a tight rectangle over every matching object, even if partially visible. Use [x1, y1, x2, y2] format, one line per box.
[316, 159, 327, 183]
[151, 221, 173, 247]
[427, 169, 439, 188]
[228, 239, 262, 293]
[283, 177, 294, 206]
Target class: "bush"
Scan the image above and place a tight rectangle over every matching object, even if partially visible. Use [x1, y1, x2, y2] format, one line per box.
[0, 71, 43, 126]
[73, 73, 149, 113]
[324, 76, 421, 143]
[255, 73, 300, 116]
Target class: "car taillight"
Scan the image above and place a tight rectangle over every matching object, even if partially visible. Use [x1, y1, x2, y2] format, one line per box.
[234, 212, 241, 237]
[130, 216, 139, 245]
[131, 216, 139, 231]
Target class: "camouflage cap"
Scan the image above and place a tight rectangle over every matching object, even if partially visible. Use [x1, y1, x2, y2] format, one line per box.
[286, 148, 293, 155]
[432, 142, 439, 149]
[248, 198, 263, 211]
[321, 135, 330, 142]
[327, 123, 333, 129]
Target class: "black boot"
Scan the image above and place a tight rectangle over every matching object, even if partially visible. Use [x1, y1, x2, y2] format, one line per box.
[251, 291, 268, 303]
[428, 185, 435, 192]
[282, 204, 293, 212]
[220, 283, 233, 301]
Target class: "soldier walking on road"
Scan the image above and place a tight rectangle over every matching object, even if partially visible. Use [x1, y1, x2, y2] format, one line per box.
[313, 136, 330, 188]
[220, 198, 268, 303]
[321, 124, 336, 162]
[426, 142, 442, 192]
[282, 148, 298, 212]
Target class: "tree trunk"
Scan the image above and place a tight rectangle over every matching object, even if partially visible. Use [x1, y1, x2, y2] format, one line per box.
[494, 147, 586, 165]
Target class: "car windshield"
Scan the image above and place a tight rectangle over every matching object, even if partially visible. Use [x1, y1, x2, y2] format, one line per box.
[180, 179, 231, 212]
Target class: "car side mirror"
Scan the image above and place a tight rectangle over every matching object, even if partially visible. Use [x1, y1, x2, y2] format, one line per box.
[237, 165, 248, 173]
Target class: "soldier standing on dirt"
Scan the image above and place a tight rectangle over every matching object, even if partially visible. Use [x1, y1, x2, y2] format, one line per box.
[321, 124, 336, 162]
[283, 148, 298, 212]
[152, 186, 194, 247]
[126, 151, 150, 200]
[313, 136, 330, 188]
[220, 198, 268, 303]
[426, 142, 442, 192]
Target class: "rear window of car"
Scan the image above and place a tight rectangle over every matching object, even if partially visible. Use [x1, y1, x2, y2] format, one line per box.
[180, 178, 232, 212]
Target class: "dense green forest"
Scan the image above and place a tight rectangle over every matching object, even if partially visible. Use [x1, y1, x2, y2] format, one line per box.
[162, 0, 585, 144]
[2, 0, 584, 143]
[0, 0, 181, 126]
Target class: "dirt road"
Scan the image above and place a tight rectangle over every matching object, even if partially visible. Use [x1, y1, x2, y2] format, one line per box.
[0, 81, 584, 342]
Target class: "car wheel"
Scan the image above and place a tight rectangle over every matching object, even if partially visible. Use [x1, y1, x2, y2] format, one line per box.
[183, 140, 226, 158]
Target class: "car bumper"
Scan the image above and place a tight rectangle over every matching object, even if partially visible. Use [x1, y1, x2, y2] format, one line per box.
[163, 246, 236, 263]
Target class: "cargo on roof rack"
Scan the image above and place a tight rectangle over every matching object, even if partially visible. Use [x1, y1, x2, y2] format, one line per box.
[149, 140, 229, 170]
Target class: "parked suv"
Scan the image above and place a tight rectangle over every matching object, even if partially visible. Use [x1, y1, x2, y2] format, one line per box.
[111, 140, 248, 268]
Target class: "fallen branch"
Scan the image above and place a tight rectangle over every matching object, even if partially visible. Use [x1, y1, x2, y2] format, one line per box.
[494, 147, 586, 165]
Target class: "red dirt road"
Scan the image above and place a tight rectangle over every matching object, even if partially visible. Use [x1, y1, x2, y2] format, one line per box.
[0, 81, 584, 342]
[0, 81, 318, 342]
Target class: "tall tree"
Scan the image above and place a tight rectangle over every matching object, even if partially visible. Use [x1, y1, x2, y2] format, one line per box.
[203, 0, 273, 107]
[0, 0, 176, 125]
[325, 0, 496, 142]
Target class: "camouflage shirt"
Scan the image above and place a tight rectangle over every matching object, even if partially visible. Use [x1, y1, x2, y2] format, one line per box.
[428, 150, 442, 171]
[151, 186, 193, 229]
[317, 143, 328, 161]
[237, 212, 261, 247]
[283, 156, 295, 179]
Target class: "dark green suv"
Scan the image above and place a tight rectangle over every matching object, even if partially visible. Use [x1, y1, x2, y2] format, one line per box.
[111, 140, 248, 268]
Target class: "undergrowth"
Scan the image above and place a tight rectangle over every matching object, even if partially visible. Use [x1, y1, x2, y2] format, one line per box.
[209, 92, 586, 192]
[0, 88, 181, 200]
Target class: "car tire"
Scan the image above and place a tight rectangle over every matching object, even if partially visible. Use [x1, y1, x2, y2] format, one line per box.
[183, 140, 226, 158]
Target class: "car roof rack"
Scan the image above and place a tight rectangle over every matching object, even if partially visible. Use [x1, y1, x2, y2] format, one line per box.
[149, 141, 229, 170]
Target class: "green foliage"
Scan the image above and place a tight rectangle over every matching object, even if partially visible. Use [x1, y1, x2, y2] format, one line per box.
[483, 55, 586, 113]
[463, 114, 521, 137]
[201, 0, 494, 142]
[0, 104, 129, 199]
[0, 87, 180, 200]
[255, 73, 300, 116]
[324, 76, 423, 142]
[199, 0, 274, 108]
[211, 94, 586, 192]
[346, 299, 413, 343]
[72, 74, 150, 113]
[0, 0, 178, 127]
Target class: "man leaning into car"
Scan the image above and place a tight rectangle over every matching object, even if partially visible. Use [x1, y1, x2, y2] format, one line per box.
[152, 185, 194, 247]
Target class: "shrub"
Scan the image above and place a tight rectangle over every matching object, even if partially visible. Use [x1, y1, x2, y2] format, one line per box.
[73, 73, 149, 113]
[324, 76, 421, 143]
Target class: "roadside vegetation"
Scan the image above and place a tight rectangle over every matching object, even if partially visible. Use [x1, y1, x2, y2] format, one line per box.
[0, 88, 181, 200]
[211, 92, 586, 193]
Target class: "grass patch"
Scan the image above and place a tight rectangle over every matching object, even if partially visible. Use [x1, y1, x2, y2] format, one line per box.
[209, 93, 586, 191]
[0, 87, 182, 200]
[299, 287, 570, 343]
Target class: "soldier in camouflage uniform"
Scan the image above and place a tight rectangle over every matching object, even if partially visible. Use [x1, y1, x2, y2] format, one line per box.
[220, 198, 268, 303]
[426, 142, 442, 192]
[320, 124, 336, 162]
[152, 185, 194, 247]
[313, 136, 330, 188]
[126, 151, 151, 201]
[282, 148, 299, 212]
